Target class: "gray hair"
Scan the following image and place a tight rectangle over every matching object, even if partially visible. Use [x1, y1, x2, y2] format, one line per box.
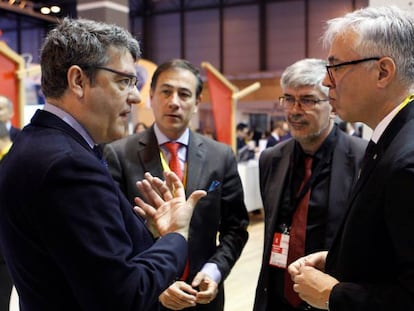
[40, 18, 141, 99]
[323, 6, 414, 86]
[280, 58, 329, 97]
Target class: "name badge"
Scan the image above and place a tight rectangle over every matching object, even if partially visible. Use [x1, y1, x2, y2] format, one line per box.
[269, 232, 290, 268]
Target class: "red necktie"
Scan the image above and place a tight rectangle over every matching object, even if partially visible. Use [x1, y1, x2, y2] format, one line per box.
[163, 141, 189, 280]
[164, 142, 183, 180]
[284, 156, 313, 307]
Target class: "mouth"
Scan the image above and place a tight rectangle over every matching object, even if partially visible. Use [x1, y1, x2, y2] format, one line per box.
[165, 114, 181, 120]
[119, 110, 131, 119]
[288, 120, 308, 129]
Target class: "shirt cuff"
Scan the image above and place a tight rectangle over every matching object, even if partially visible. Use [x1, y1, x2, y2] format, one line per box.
[200, 263, 222, 284]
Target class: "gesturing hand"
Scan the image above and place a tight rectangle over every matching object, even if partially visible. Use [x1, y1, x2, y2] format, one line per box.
[134, 171, 206, 239]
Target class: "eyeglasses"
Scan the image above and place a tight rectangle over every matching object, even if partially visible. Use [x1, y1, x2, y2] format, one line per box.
[279, 96, 328, 111]
[93, 66, 139, 90]
[326, 57, 380, 86]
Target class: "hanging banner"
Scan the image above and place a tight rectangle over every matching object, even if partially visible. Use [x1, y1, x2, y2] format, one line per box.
[202, 62, 237, 149]
[0, 41, 25, 128]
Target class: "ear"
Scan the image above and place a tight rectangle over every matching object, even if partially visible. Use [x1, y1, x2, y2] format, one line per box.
[377, 57, 396, 88]
[193, 94, 202, 113]
[67, 65, 87, 98]
[149, 89, 154, 107]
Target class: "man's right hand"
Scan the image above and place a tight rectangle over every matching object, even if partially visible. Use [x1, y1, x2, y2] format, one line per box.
[134, 171, 206, 239]
[159, 281, 198, 310]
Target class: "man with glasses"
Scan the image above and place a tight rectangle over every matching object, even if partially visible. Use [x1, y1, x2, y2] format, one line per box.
[253, 58, 366, 311]
[288, 6, 414, 311]
[0, 18, 207, 311]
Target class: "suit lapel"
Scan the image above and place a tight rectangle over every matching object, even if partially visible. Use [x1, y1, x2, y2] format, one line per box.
[349, 101, 414, 206]
[185, 132, 205, 194]
[264, 142, 293, 245]
[31, 109, 92, 153]
[137, 127, 164, 179]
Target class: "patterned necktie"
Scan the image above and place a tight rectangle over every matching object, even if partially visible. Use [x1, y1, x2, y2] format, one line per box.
[163, 142, 183, 180]
[284, 156, 313, 307]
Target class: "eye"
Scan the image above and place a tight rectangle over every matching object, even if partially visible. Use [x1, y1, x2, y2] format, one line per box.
[118, 78, 131, 88]
[301, 98, 315, 106]
[330, 65, 341, 72]
[178, 91, 192, 99]
[284, 96, 295, 104]
[161, 89, 172, 96]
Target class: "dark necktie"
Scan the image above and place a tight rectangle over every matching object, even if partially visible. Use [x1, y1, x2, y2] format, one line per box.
[163, 141, 189, 279]
[163, 142, 183, 180]
[360, 140, 377, 176]
[284, 156, 313, 307]
[93, 144, 107, 168]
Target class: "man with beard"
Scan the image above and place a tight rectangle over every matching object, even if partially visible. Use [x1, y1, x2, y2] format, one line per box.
[253, 58, 366, 311]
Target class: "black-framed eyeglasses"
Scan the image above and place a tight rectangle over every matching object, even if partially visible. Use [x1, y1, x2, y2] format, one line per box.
[92, 66, 138, 90]
[326, 57, 380, 86]
[279, 96, 329, 111]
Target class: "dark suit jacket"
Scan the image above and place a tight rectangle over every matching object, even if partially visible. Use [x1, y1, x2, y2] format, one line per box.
[9, 125, 20, 142]
[104, 126, 249, 311]
[0, 110, 189, 311]
[265, 135, 280, 148]
[326, 103, 414, 311]
[253, 128, 367, 311]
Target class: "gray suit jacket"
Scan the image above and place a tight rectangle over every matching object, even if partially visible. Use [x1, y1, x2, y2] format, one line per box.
[104, 126, 249, 311]
[253, 127, 367, 311]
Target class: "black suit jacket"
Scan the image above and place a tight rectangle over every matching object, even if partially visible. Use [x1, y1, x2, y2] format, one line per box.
[326, 102, 414, 311]
[104, 126, 249, 311]
[253, 128, 367, 311]
[266, 135, 280, 148]
[9, 125, 20, 142]
[0, 110, 189, 311]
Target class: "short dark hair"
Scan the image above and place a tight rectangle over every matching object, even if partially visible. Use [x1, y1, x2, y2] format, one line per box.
[150, 59, 203, 98]
[40, 18, 141, 99]
[236, 122, 248, 131]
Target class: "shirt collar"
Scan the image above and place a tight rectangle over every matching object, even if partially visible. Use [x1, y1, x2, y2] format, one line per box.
[370, 102, 405, 144]
[43, 102, 95, 148]
[154, 123, 189, 146]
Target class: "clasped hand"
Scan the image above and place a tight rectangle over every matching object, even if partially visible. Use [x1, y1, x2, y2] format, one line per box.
[159, 272, 219, 310]
[287, 251, 339, 309]
[134, 171, 206, 239]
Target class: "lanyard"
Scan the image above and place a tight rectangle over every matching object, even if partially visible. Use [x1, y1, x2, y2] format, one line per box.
[159, 149, 187, 186]
[398, 94, 414, 112]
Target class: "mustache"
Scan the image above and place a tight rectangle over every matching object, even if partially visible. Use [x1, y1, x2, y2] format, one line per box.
[288, 114, 308, 123]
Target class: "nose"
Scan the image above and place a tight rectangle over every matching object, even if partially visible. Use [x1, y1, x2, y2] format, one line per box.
[168, 91, 180, 107]
[322, 72, 334, 88]
[289, 101, 304, 113]
[128, 86, 142, 105]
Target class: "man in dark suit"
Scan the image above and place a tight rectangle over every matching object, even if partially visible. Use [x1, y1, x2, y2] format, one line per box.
[0, 18, 206, 311]
[104, 59, 249, 311]
[0, 95, 20, 141]
[289, 6, 414, 311]
[253, 58, 367, 311]
[265, 120, 289, 148]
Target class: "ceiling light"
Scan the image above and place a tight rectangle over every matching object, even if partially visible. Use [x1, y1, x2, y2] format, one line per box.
[40, 6, 50, 14]
[50, 5, 60, 13]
